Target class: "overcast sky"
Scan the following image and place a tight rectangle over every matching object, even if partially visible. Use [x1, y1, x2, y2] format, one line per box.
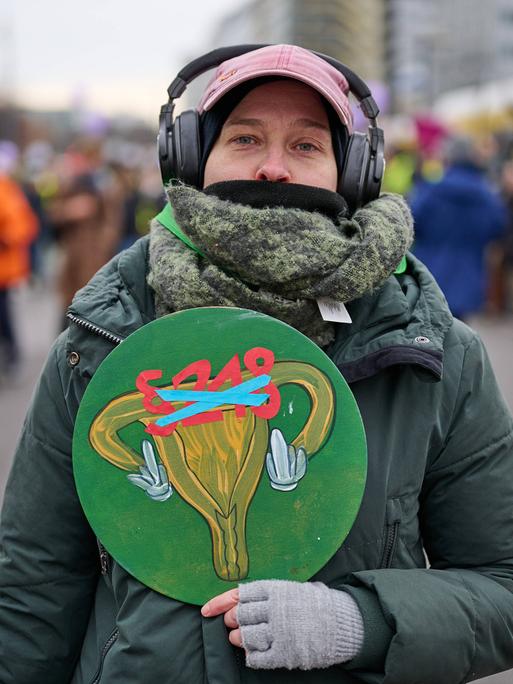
[3, 0, 245, 123]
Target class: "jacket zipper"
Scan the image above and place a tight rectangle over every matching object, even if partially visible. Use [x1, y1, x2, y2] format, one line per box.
[67, 315, 120, 682]
[380, 498, 401, 568]
[66, 313, 125, 346]
[96, 539, 110, 575]
[380, 520, 400, 568]
[69, 315, 120, 576]
[90, 627, 119, 684]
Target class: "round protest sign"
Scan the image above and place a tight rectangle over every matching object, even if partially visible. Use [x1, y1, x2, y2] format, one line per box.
[73, 307, 367, 605]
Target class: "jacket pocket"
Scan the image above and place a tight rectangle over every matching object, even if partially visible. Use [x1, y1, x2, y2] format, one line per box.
[89, 627, 119, 684]
[380, 498, 402, 568]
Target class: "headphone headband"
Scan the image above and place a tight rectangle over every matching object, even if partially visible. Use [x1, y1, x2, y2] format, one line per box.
[167, 44, 380, 122]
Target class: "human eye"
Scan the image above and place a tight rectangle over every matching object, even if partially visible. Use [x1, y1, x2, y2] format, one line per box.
[232, 134, 257, 146]
[295, 141, 318, 152]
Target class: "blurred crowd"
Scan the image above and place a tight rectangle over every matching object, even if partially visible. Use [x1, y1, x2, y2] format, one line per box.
[0, 134, 165, 381]
[384, 119, 513, 322]
[1, 118, 513, 381]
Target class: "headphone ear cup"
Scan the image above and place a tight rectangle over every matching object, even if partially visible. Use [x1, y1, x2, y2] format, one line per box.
[172, 110, 202, 187]
[158, 104, 174, 187]
[338, 132, 370, 211]
[365, 126, 385, 205]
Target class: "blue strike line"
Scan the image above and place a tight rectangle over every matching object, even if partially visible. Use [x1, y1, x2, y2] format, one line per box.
[156, 374, 269, 404]
[154, 374, 271, 428]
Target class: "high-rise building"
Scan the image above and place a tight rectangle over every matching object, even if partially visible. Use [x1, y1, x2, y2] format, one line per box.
[385, 0, 509, 112]
[384, 0, 438, 112]
[494, 0, 513, 80]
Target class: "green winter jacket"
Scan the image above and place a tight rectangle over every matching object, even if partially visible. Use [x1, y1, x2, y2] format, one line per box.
[1, 236, 513, 684]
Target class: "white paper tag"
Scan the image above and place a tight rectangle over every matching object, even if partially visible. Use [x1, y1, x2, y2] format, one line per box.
[316, 298, 352, 323]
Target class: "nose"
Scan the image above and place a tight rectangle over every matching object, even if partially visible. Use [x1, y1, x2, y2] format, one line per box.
[255, 149, 292, 183]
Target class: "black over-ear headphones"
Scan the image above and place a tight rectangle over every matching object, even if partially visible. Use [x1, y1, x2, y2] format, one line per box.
[158, 44, 385, 209]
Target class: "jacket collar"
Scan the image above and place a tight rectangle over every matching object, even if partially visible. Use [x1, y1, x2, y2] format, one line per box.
[328, 253, 453, 382]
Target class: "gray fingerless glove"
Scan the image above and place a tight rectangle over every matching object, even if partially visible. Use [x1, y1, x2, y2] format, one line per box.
[237, 580, 364, 670]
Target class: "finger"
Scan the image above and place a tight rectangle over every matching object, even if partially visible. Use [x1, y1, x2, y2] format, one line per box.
[224, 605, 239, 629]
[201, 588, 239, 617]
[228, 627, 242, 648]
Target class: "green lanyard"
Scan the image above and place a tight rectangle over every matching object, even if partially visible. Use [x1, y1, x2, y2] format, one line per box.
[394, 255, 407, 274]
[155, 203, 408, 274]
[155, 203, 205, 257]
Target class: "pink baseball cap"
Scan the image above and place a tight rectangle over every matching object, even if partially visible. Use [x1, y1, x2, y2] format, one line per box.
[197, 44, 354, 132]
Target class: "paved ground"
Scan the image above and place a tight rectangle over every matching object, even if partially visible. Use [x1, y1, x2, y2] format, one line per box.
[0, 284, 512, 683]
[0, 283, 60, 490]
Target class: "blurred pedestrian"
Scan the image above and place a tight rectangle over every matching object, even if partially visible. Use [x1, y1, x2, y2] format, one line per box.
[49, 140, 120, 322]
[499, 160, 513, 311]
[381, 144, 417, 196]
[0, 172, 39, 378]
[411, 135, 507, 320]
[102, 140, 162, 253]
[21, 141, 56, 282]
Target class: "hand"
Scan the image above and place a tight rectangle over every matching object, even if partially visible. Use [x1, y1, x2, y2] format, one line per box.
[201, 588, 242, 648]
[202, 580, 364, 670]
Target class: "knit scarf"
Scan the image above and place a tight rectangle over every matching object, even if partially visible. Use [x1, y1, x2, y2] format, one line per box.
[148, 183, 414, 347]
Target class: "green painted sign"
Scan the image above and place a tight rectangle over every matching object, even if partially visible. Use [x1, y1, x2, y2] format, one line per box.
[73, 307, 367, 605]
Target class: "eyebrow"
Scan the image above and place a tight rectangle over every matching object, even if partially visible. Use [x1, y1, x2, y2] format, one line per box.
[293, 118, 330, 133]
[224, 118, 263, 128]
[224, 117, 330, 133]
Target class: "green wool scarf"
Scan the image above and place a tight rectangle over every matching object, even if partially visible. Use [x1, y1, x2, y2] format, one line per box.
[148, 185, 414, 347]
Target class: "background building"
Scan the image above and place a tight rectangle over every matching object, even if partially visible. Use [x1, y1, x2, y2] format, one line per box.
[386, 0, 496, 112]
[495, 0, 513, 80]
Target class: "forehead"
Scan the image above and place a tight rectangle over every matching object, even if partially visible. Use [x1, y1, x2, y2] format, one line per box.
[226, 80, 329, 123]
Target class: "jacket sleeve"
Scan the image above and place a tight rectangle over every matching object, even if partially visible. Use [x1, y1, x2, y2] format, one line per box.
[343, 332, 513, 684]
[0, 333, 99, 683]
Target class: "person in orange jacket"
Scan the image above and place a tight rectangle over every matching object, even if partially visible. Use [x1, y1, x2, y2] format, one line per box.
[0, 173, 39, 377]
